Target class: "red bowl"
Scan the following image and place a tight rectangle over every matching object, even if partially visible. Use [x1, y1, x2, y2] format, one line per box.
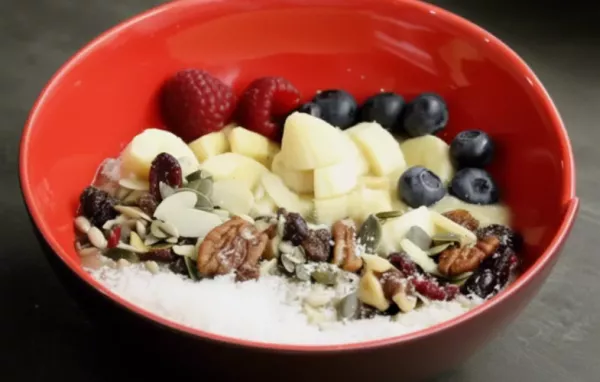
[19, 0, 578, 380]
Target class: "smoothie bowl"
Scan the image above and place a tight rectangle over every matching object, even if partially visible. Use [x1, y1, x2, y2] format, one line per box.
[19, 0, 577, 380]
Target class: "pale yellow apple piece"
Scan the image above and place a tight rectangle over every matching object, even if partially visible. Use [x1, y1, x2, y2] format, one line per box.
[345, 122, 406, 176]
[228, 126, 280, 167]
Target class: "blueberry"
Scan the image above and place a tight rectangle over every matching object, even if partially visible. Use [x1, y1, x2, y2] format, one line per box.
[295, 102, 322, 118]
[402, 93, 448, 137]
[312, 90, 357, 129]
[450, 130, 494, 168]
[359, 92, 405, 132]
[450, 168, 499, 205]
[398, 166, 446, 208]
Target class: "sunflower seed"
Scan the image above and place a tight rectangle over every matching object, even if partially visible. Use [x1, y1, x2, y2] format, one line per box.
[357, 215, 382, 254]
[104, 248, 140, 263]
[87, 227, 107, 249]
[117, 258, 131, 269]
[375, 210, 404, 221]
[161, 221, 179, 238]
[295, 264, 312, 281]
[78, 247, 100, 257]
[391, 291, 418, 313]
[159, 182, 176, 200]
[173, 245, 195, 257]
[337, 292, 360, 320]
[405, 226, 432, 250]
[135, 220, 147, 238]
[114, 205, 152, 221]
[74, 216, 91, 234]
[150, 220, 168, 239]
[128, 231, 148, 252]
[117, 242, 148, 254]
[278, 241, 295, 255]
[280, 254, 296, 273]
[144, 235, 160, 246]
[145, 261, 160, 274]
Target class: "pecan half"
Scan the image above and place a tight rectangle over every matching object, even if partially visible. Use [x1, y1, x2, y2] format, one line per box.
[301, 228, 332, 262]
[438, 235, 501, 276]
[331, 219, 363, 273]
[442, 209, 480, 231]
[377, 269, 417, 312]
[196, 217, 268, 281]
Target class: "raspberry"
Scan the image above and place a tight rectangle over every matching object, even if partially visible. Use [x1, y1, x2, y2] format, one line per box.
[79, 187, 117, 227]
[160, 69, 236, 142]
[149, 153, 183, 201]
[236, 77, 301, 141]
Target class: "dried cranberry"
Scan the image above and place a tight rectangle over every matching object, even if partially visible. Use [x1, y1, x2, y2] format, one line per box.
[411, 277, 458, 301]
[138, 193, 159, 216]
[106, 226, 122, 248]
[141, 248, 176, 263]
[79, 186, 117, 227]
[169, 257, 188, 275]
[389, 252, 420, 276]
[476, 224, 522, 251]
[282, 212, 309, 245]
[149, 153, 183, 200]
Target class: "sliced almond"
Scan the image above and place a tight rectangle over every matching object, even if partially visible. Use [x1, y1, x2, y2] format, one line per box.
[430, 210, 477, 245]
[157, 208, 222, 238]
[118, 177, 150, 191]
[361, 254, 393, 273]
[114, 205, 152, 221]
[399, 238, 439, 275]
[357, 271, 390, 311]
[173, 245, 196, 257]
[392, 290, 418, 313]
[153, 191, 198, 221]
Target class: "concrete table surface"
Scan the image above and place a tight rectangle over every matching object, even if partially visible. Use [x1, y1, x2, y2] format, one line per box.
[1, 0, 598, 381]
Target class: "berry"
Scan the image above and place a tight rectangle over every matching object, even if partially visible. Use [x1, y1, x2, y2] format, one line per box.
[160, 69, 236, 142]
[402, 93, 448, 137]
[311, 90, 357, 129]
[450, 168, 499, 205]
[237, 77, 301, 141]
[389, 252, 420, 276]
[149, 153, 183, 201]
[106, 226, 122, 249]
[476, 224, 522, 252]
[461, 247, 519, 298]
[138, 193, 159, 216]
[398, 166, 446, 208]
[294, 102, 322, 118]
[282, 212, 309, 246]
[450, 130, 494, 168]
[412, 277, 459, 301]
[79, 187, 117, 227]
[359, 92, 405, 132]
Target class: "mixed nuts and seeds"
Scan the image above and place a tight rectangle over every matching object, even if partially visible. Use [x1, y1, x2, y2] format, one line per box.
[75, 69, 522, 330]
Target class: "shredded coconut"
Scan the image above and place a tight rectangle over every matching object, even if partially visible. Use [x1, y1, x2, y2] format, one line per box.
[89, 264, 480, 345]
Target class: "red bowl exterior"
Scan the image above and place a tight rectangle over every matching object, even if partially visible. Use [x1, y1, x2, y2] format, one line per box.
[19, 0, 577, 380]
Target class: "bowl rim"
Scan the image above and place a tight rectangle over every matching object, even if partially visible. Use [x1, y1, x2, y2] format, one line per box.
[20, 0, 577, 353]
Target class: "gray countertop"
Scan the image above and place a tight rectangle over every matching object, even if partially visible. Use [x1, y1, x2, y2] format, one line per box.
[1, 0, 598, 381]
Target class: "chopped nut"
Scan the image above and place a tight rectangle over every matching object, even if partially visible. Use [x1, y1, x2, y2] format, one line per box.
[196, 217, 268, 281]
[331, 219, 363, 273]
[378, 269, 417, 313]
[301, 228, 332, 262]
[442, 209, 480, 231]
[438, 236, 500, 277]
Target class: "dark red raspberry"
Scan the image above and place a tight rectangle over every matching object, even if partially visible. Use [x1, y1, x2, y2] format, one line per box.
[160, 69, 236, 142]
[149, 153, 183, 201]
[79, 186, 117, 227]
[236, 77, 301, 141]
[107, 226, 122, 249]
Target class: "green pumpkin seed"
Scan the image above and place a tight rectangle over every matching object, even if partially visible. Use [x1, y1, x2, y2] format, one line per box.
[337, 292, 360, 320]
[357, 215, 382, 254]
[188, 178, 213, 198]
[186, 170, 212, 183]
[431, 233, 461, 246]
[311, 267, 338, 286]
[104, 248, 140, 263]
[375, 210, 404, 221]
[405, 226, 432, 250]
[184, 256, 200, 281]
[428, 243, 452, 256]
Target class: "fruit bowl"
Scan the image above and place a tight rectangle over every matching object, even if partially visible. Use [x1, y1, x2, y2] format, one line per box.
[19, 0, 578, 380]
